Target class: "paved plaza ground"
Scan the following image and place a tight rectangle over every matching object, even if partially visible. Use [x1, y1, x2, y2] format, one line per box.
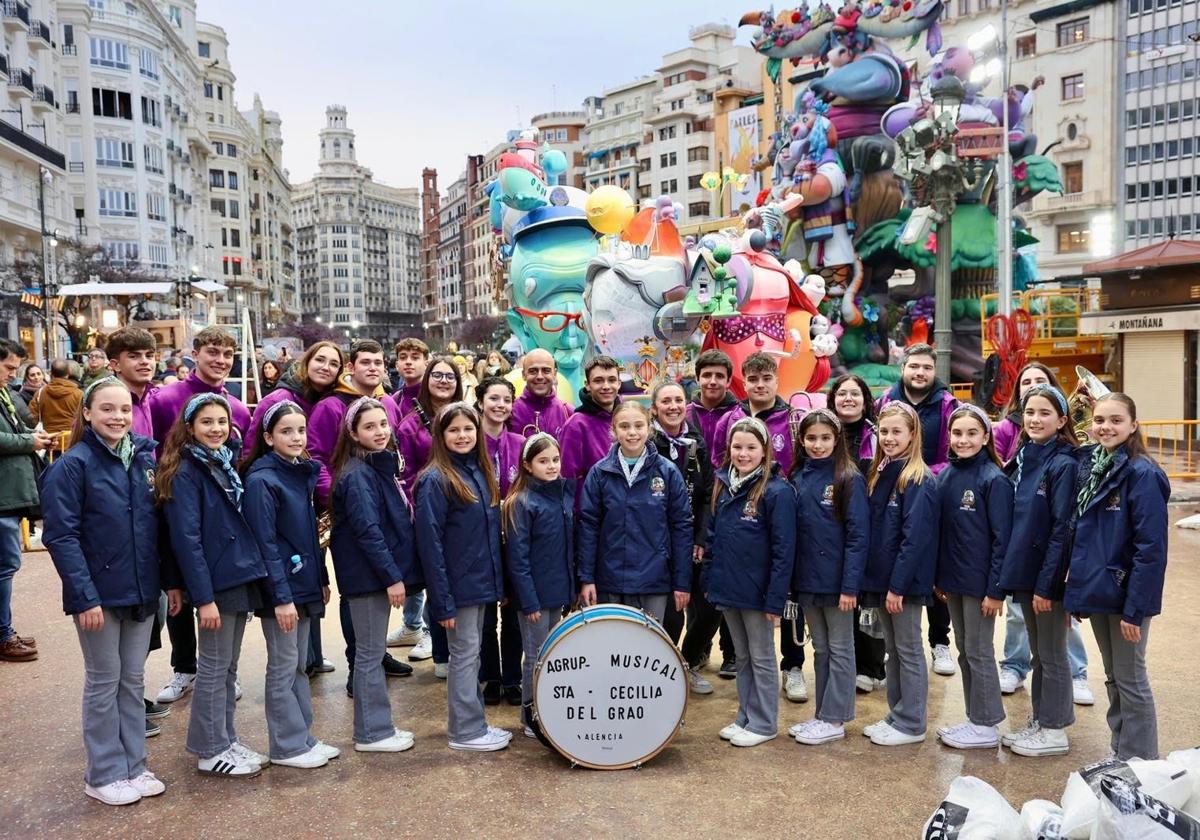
[2, 507, 1199, 839]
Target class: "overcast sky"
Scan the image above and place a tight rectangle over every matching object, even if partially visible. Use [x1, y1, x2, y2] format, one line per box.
[198, 0, 758, 190]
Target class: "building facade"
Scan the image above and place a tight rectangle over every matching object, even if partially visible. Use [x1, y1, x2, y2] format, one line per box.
[582, 76, 659, 197]
[531, 110, 587, 189]
[435, 171, 466, 330]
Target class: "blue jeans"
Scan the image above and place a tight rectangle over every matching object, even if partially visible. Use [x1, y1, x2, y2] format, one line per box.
[0, 516, 23, 642]
[402, 590, 425, 633]
[1001, 597, 1087, 680]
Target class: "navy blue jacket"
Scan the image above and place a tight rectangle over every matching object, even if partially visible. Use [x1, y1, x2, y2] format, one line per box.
[998, 438, 1077, 599]
[505, 477, 575, 614]
[652, 425, 713, 547]
[162, 444, 266, 607]
[243, 453, 327, 607]
[862, 460, 939, 596]
[330, 450, 420, 598]
[1065, 445, 1170, 625]
[702, 467, 796, 614]
[791, 456, 868, 597]
[41, 430, 160, 614]
[415, 454, 503, 621]
[577, 445, 692, 596]
[936, 451, 1014, 600]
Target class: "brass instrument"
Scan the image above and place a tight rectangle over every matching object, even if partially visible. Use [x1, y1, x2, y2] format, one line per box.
[317, 510, 332, 550]
[1068, 365, 1111, 444]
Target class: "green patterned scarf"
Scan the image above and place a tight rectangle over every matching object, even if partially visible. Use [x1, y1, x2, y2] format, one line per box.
[1076, 446, 1117, 517]
[111, 433, 134, 470]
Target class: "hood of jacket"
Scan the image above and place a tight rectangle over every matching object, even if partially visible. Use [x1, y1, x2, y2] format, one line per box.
[576, 387, 619, 418]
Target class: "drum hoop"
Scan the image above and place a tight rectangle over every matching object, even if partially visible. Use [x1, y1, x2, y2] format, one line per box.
[533, 606, 689, 771]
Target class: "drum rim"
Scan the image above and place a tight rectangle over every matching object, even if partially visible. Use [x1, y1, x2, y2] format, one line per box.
[533, 605, 689, 770]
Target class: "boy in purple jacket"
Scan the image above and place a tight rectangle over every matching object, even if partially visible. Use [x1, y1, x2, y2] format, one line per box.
[387, 337, 428, 421]
[509, 348, 573, 439]
[105, 327, 158, 439]
[711, 353, 803, 475]
[559, 355, 621, 507]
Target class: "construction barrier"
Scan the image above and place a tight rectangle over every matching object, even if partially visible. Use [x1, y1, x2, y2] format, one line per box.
[1140, 420, 1200, 480]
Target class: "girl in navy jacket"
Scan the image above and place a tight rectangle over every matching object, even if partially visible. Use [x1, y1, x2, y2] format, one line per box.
[42, 378, 165, 805]
[241, 400, 337, 768]
[414, 403, 508, 752]
[703, 416, 795, 747]
[934, 405, 1013, 751]
[577, 401, 692, 624]
[997, 384, 1078, 757]
[861, 402, 938, 747]
[788, 409, 868, 747]
[502, 432, 574, 735]
[1066, 393, 1169, 760]
[329, 397, 419, 754]
[157, 393, 268, 778]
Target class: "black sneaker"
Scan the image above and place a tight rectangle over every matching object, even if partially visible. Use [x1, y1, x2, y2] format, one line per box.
[482, 680, 503, 705]
[346, 671, 354, 698]
[382, 653, 413, 677]
[718, 657, 737, 679]
[144, 698, 171, 720]
[145, 718, 161, 738]
[503, 685, 523, 706]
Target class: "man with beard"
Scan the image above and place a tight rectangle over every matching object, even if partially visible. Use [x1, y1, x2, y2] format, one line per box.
[509, 349, 573, 439]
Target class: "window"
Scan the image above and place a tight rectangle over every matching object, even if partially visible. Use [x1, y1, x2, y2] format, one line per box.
[659, 152, 677, 167]
[95, 138, 134, 168]
[687, 146, 709, 162]
[1056, 225, 1090, 254]
[229, 200, 240, 219]
[1062, 162, 1083, 194]
[141, 96, 161, 127]
[226, 143, 237, 157]
[230, 229, 241, 248]
[103, 241, 140, 264]
[90, 38, 129, 69]
[209, 170, 224, 188]
[168, 5, 182, 26]
[1061, 73, 1084, 100]
[139, 49, 159, 79]
[92, 87, 133, 119]
[1153, 105, 1165, 125]
[197, 41, 210, 57]
[203, 81, 213, 98]
[957, 0, 969, 14]
[148, 244, 169, 269]
[144, 144, 163, 173]
[1015, 34, 1036, 57]
[228, 171, 238, 190]
[1056, 17, 1089, 46]
[211, 198, 226, 217]
[687, 174, 704, 190]
[98, 189, 137, 217]
[658, 126, 676, 141]
[146, 192, 166, 221]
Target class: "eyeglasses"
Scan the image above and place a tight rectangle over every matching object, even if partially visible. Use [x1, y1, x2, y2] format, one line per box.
[429, 370, 457, 382]
[512, 307, 583, 333]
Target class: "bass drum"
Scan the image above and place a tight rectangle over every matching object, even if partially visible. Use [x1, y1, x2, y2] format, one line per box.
[532, 605, 688, 770]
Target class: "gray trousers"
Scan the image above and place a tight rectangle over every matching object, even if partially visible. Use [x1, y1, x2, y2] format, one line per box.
[947, 594, 1006, 727]
[805, 604, 857, 725]
[597, 592, 668, 624]
[447, 604, 488, 742]
[878, 602, 928, 735]
[261, 614, 318, 760]
[517, 610, 555, 725]
[1014, 593, 1074, 730]
[187, 610, 248, 758]
[723, 608, 778, 737]
[1091, 614, 1157, 760]
[348, 593, 395, 744]
[74, 609, 154, 786]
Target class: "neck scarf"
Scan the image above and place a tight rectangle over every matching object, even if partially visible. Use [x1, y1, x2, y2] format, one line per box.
[109, 433, 134, 470]
[652, 419, 693, 462]
[187, 442, 244, 509]
[618, 446, 650, 487]
[729, 465, 763, 496]
[1077, 446, 1118, 516]
[0, 384, 16, 423]
[1012, 444, 1027, 487]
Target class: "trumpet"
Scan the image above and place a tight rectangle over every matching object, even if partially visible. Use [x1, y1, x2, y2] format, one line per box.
[317, 510, 332, 550]
[1068, 365, 1111, 444]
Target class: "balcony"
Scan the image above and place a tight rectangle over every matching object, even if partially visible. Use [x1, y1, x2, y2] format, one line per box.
[32, 85, 54, 112]
[1032, 189, 1104, 216]
[7, 68, 33, 98]
[2, 0, 29, 32]
[165, 138, 175, 152]
[65, 100, 79, 113]
[61, 43, 76, 56]
[0, 53, 7, 79]
[27, 18, 49, 49]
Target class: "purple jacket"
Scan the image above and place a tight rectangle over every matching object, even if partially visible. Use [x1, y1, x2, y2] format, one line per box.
[130, 384, 157, 440]
[508, 390, 574, 439]
[485, 430, 525, 495]
[386, 381, 421, 422]
[876, 382, 958, 475]
[247, 387, 313, 451]
[149, 371, 250, 449]
[711, 398, 801, 475]
[395, 407, 433, 498]
[993, 415, 1021, 463]
[559, 391, 617, 507]
[308, 378, 401, 507]
[685, 392, 741, 457]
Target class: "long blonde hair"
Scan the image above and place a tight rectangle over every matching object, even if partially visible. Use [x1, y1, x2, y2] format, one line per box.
[867, 403, 929, 493]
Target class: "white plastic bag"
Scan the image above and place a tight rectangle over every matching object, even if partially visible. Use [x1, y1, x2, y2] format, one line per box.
[1167, 748, 1200, 819]
[1059, 758, 1192, 838]
[922, 776, 1022, 839]
[1093, 776, 1200, 840]
[1019, 799, 1063, 839]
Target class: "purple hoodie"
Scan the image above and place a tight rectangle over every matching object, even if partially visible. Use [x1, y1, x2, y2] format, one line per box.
[130, 384, 157, 440]
[993, 414, 1021, 463]
[875, 381, 958, 475]
[148, 370, 250, 449]
[559, 390, 617, 507]
[395, 407, 433, 498]
[307, 377, 401, 507]
[485, 430, 525, 495]
[685, 392, 741, 457]
[711, 398, 801, 475]
[508, 389, 574, 439]
[247, 387, 313, 451]
[386, 381, 422, 422]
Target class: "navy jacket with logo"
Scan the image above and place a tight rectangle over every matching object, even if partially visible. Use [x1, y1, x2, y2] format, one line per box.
[505, 477, 575, 614]
[577, 445, 692, 595]
[935, 450, 1014, 600]
[41, 430, 160, 614]
[1065, 445, 1169, 625]
[243, 452, 327, 607]
[861, 459, 939, 596]
[998, 438, 1078, 599]
[162, 443, 267, 607]
[791, 456, 868, 597]
[415, 454, 503, 621]
[702, 466, 796, 614]
[330, 449, 420, 598]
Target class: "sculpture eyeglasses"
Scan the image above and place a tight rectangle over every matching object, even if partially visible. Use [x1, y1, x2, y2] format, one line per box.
[513, 307, 583, 333]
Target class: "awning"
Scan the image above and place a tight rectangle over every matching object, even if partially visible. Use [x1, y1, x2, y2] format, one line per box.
[1082, 238, 1200, 275]
[191, 280, 228, 294]
[57, 282, 175, 296]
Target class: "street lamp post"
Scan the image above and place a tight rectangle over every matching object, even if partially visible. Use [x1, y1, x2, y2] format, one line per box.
[38, 166, 54, 366]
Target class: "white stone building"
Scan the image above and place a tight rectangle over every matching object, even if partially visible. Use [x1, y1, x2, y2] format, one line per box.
[582, 76, 659, 197]
[435, 171, 466, 329]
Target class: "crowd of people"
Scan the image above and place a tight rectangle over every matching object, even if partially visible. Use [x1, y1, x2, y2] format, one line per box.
[0, 328, 1170, 808]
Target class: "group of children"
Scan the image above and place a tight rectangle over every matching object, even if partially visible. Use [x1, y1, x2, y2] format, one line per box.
[39, 330, 1170, 806]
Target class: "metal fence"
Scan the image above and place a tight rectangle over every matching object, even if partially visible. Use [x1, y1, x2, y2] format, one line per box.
[1140, 420, 1200, 480]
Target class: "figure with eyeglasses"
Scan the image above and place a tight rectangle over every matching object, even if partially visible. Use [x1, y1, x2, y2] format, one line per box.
[508, 350, 573, 440]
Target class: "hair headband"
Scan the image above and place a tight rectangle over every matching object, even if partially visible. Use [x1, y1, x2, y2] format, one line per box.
[436, 400, 479, 422]
[729, 416, 769, 443]
[951, 402, 992, 432]
[82, 375, 125, 404]
[882, 401, 919, 423]
[183, 392, 230, 422]
[806, 407, 841, 431]
[522, 431, 557, 460]
[1023, 384, 1068, 416]
[344, 396, 383, 432]
[263, 399, 301, 432]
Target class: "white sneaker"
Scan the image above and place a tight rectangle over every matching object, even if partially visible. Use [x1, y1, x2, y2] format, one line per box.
[197, 747, 262, 777]
[869, 722, 926, 746]
[1010, 726, 1069, 757]
[855, 674, 884, 693]
[862, 719, 889, 738]
[1073, 678, 1095, 706]
[230, 741, 269, 767]
[795, 720, 845, 745]
[127, 771, 165, 797]
[156, 671, 195, 704]
[313, 741, 341, 760]
[730, 729, 777, 747]
[449, 730, 510, 752]
[688, 667, 713, 695]
[936, 720, 971, 739]
[788, 719, 816, 738]
[999, 668, 1025, 695]
[941, 723, 1000, 750]
[387, 625, 424, 647]
[409, 632, 434, 661]
[523, 726, 536, 739]
[487, 725, 513, 742]
[719, 723, 744, 741]
[273, 745, 330, 769]
[433, 662, 448, 679]
[233, 678, 243, 701]
[931, 644, 957, 676]
[784, 668, 808, 702]
[85, 779, 141, 805]
[1002, 716, 1039, 748]
[355, 729, 415, 753]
